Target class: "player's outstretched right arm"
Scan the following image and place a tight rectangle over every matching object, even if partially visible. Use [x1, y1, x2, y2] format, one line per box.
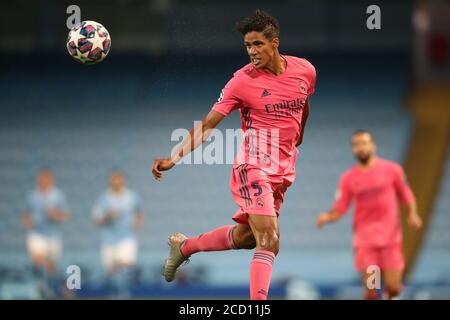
[317, 174, 351, 228]
[316, 208, 342, 228]
[152, 110, 225, 181]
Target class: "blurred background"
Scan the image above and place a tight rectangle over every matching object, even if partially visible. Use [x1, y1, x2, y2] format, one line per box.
[0, 0, 449, 299]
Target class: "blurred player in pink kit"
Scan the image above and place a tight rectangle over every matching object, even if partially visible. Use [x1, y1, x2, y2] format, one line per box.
[317, 130, 423, 300]
[152, 10, 316, 299]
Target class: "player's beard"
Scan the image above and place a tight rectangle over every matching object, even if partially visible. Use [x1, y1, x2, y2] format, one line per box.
[355, 153, 372, 165]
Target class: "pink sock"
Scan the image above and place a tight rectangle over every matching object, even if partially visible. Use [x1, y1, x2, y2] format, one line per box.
[180, 225, 236, 257]
[250, 250, 275, 300]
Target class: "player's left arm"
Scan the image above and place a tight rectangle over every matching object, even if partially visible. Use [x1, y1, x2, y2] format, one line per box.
[405, 201, 421, 230]
[133, 195, 144, 230]
[22, 196, 33, 229]
[133, 211, 144, 230]
[394, 165, 422, 230]
[152, 110, 225, 180]
[22, 211, 33, 229]
[296, 99, 310, 147]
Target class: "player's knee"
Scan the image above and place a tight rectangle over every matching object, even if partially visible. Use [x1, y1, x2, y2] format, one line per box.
[385, 284, 402, 298]
[46, 262, 56, 273]
[234, 230, 256, 249]
[32, 254, 46, 267]
[238, 240, 256, 250]
[255, 231, 279, 255]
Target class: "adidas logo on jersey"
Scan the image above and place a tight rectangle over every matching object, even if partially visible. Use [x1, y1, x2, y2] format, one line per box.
[261, 89, 271, 97]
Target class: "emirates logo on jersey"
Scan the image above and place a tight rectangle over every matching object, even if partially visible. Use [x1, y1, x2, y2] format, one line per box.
[264, 98, 305, 118]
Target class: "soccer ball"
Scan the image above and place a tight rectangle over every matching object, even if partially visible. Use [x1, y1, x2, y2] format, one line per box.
[66, 20, 111, 64]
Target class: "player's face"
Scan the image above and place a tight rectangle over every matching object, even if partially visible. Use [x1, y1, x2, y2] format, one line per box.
[37, 171, 54, 191]
[109, 172, 125, 191]
[352, 133, 376, 164]
[244, 31, 279, 69]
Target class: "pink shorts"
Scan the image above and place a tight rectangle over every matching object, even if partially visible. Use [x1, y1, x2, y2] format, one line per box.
[354, 243, 405, 272]
[230, 164, 292, 225]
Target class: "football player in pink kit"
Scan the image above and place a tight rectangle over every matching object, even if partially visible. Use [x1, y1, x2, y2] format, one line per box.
[152, 10, 316, 300]
[317, 130, 423, 300]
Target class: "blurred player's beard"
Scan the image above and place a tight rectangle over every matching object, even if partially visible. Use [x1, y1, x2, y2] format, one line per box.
[355, 152, 372, 165]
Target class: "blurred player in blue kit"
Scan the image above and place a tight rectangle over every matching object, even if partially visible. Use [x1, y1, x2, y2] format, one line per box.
[92, 170, 144, 298]
[22, 169, 70, 298]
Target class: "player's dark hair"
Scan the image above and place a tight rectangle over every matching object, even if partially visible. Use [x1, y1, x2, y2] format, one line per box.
[234, 10, 280, 40]
[352, 129, 374, 141]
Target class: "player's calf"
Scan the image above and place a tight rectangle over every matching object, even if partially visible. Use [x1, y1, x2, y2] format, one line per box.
[248, 215, 279, 300]
[384, 283, 402, 299]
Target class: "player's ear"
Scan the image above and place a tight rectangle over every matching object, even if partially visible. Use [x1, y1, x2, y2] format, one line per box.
[268, 38, 280, 49]
[271, 37, 279, 49]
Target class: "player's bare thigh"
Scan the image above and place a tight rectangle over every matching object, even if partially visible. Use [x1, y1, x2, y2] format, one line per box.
[28, 234, 59, 272]
[31, 253, 56, 273]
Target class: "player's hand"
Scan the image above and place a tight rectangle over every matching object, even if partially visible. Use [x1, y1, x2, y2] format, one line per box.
[408, 213, 423, 230]
[47, 209, 59, 220]
[152, 158, 175, 181]
[133, 214, 144, 230]
[23, 214, 33, 229]
[47, 208, 68, 221]
[316, 212, 331, 229]
[106, 210, 120, 220]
